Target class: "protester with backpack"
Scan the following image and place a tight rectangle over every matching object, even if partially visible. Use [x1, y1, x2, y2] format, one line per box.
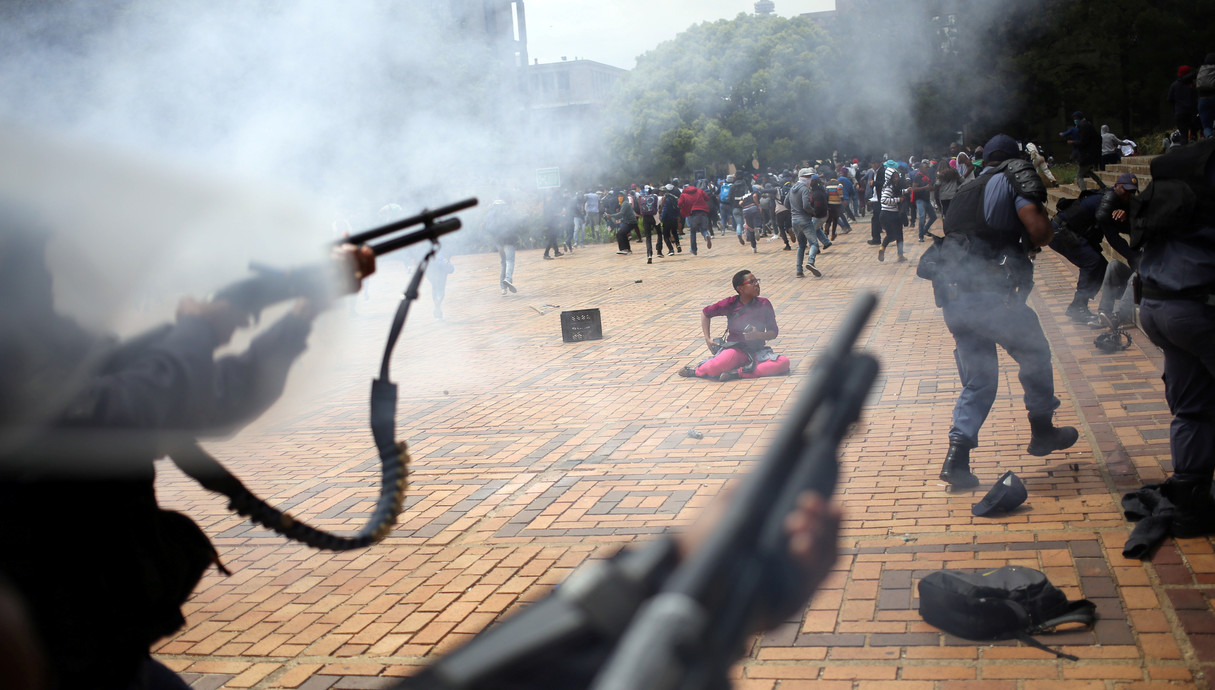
[658, 184, 683, 257]
[727, 173, 749, 244]
[787, 168, 823, 278]
[606, 191, 638, 256]
[877, 161, 907, 263]
[637, 185, 662, 264]
[808, 175, 833, 252]
[773, 180, 794, 250]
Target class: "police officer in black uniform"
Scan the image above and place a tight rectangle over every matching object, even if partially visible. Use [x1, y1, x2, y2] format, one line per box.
[1049, 172, 1140, 324]
[0, 219, 374, 689]
[1134, 138, 1215, 536]
[935, 134, 1080, 490]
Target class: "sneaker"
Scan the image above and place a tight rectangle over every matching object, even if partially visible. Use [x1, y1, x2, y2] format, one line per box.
[897, 254, 908, 263]
[753, 247, 758, 253]
[544, 254, 554, 260]
[616, 251, 629, 255]
[719, 370, 740, 382]
[877, 248, 885, 262]
[867, 239, 881, 245]
[737, 234, 745, 245]
[501, 288, 507, 296]
[554, 251, 563, 257]
[678, 365, 698, 378]
[783, 245, 792, 251]
[647, 257, 652, 264]
[805, 263, 822, 278]
[676, 245, 682, 253]
[706, 237, 712, 249]
[502, 279, 517, 294]
[796, 271, 805, 278]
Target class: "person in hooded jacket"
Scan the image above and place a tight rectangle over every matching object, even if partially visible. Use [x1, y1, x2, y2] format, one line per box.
[658, 184, 683, 257]
[1168, 65, 1199, 145]
[678, 183, 713, 255]
[1100, 125, 1132, 169]
[1197, 53, 1215, 139]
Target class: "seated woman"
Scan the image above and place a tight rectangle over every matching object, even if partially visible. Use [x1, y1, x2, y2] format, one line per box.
[679, 270, 792, 381]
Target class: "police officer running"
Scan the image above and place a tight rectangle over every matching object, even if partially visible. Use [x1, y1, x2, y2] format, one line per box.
[934, 134, 1079, 490]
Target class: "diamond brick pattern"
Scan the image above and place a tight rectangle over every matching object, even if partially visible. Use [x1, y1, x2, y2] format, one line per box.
[144, 229, 1208, 688]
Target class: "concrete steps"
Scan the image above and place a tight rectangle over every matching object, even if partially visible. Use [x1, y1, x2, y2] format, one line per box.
[1046, 155, 1159, 213]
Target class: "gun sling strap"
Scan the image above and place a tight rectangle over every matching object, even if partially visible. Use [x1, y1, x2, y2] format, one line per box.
[169, 246, 439, 551]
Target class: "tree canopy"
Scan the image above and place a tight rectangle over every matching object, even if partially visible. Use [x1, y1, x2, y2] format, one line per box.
[597, 0, 1215, 182]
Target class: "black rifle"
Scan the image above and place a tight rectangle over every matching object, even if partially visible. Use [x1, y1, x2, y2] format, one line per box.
[108, 198, 478, 552]
[399, 292, 879, 690]
[210, 197, 477, 320]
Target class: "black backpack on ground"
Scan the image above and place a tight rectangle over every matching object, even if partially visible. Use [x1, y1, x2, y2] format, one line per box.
[918, 566, 1097, 660]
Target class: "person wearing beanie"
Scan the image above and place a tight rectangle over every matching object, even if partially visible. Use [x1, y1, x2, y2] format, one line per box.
[931, 133, 1078, 490]
[1169, 64, 1199, 144]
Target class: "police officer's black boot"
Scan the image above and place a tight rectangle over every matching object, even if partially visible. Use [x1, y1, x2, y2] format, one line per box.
[1162, 476, 1215, 538]
[939, 442, 979, 490]
[1065, 294, 1094, 324]
[1026, 414, 1079, 456]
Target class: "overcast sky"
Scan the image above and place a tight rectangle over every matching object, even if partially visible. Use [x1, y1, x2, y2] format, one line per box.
[524, 0, 837, 70]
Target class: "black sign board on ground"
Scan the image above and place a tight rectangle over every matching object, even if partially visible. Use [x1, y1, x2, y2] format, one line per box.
[560, 308, 603, 342]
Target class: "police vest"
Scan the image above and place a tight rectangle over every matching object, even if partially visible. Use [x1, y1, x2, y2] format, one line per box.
[943, 168, 1021, 261]
[939, 161, 1040, 292]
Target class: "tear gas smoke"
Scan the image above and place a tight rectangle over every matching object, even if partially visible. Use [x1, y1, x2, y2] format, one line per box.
[0, 1, 556, 440]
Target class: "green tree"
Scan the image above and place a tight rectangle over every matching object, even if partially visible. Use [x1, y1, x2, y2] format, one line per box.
[602, 14, 831, 180]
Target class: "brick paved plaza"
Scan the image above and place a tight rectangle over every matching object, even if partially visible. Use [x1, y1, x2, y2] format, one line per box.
[151, 211, 1208, 689]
